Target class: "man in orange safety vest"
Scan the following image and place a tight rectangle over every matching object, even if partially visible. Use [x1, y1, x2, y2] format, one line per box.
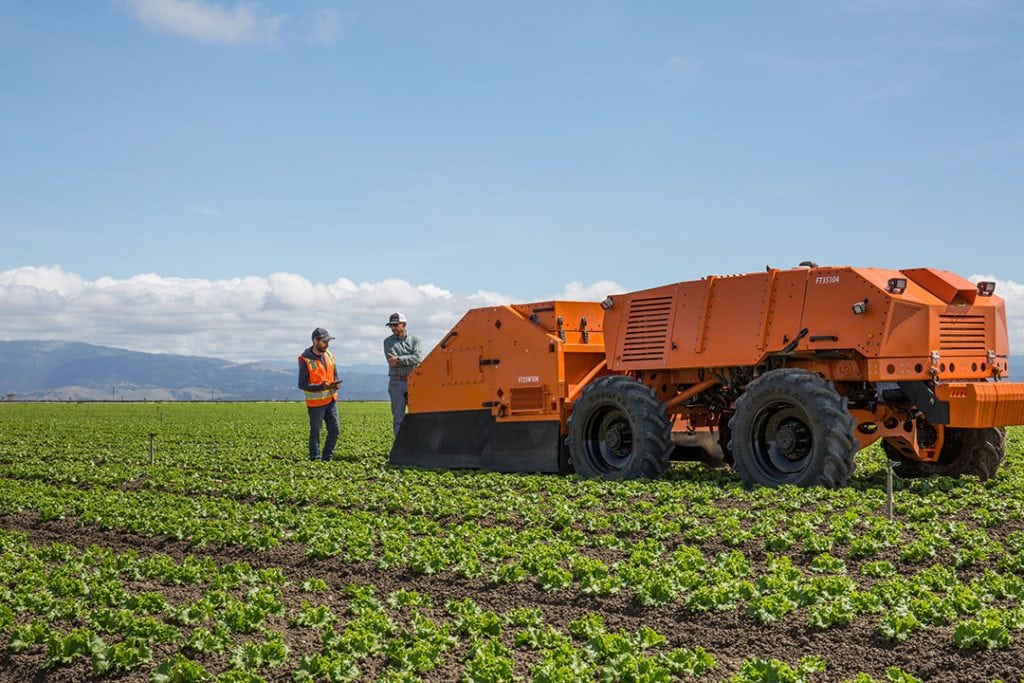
[298, 327, 341, 461]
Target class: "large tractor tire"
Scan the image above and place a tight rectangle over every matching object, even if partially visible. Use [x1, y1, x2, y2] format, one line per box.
[567, 375, 672, 480]
[883, 427, 1005, 481]
[728, 369, 858, 488]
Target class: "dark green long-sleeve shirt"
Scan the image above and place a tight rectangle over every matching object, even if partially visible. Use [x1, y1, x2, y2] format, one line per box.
[383, 334, 422, 379]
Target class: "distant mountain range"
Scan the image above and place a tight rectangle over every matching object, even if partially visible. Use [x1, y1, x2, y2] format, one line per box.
[0, 340, 1020, 402]
[0, 341, 390, 401]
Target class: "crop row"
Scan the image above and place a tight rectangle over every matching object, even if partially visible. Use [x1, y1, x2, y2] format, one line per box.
[0, 527, 941, 682]
[3, 471, 1024, 655]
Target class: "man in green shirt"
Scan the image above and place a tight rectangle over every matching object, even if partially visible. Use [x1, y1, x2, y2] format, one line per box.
[384, 312, 423, 436]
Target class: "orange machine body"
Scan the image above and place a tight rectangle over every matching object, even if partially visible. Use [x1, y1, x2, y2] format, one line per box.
[409, 301, 606, 422]
[604, 266, 1008, 384]
[392, 301, 607, 471]
[391, 265, 1022, 473]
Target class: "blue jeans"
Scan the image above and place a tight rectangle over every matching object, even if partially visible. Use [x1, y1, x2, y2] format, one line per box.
[307, 400, 339, 461]
[389, 378, 408, 437]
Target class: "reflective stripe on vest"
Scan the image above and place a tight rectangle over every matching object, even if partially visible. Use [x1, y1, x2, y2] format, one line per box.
[300, 350, 337, 407]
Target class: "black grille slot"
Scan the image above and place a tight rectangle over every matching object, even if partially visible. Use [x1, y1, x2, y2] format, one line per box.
[622, 296, 673, 362]
[939, 314, 986, 351]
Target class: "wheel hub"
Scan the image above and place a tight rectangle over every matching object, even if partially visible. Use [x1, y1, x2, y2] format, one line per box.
[733, 370, 858, 488]
[774, 422, 809, 459]
[752, 404, 815, 475]
[604, 424, 630, 456]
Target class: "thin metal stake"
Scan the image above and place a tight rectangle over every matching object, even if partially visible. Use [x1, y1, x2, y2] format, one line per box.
[363, 415, 367, 431]
[886, 460, 896, 520]
[148, 433, 156, 466]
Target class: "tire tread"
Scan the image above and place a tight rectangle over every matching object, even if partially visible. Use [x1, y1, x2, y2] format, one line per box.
[728, 368, 857, 488]
[567, 376, 672, 480]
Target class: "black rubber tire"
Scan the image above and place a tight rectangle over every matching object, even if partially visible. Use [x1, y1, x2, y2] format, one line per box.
[728, 369, 858, 488]
[566, 375, 672, 480]
[883, 427, 1005, 480]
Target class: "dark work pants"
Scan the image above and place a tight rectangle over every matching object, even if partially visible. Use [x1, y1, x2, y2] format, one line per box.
[389, 378, 408, 437]
[307, 400, 339, 461]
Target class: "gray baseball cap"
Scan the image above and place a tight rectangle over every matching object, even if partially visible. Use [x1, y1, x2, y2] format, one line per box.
[311, 327, 335, 341]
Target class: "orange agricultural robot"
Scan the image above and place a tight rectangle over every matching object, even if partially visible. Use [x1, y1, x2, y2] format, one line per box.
[389, 264, 1024, 488]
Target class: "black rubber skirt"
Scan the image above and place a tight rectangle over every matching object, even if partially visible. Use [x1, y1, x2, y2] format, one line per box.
[389, 410, 564, 473]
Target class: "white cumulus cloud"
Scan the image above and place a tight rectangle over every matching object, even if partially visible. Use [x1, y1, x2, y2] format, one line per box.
[555, 280, 626, 301]
[4, 267, 1020, 367]
[126, 0, 283, 44]
[0, 267, 622, 365]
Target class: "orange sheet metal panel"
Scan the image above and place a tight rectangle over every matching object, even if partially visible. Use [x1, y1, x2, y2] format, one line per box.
[604, 265, 1012, 381]
[485, 306, 562, 420]
[493, 302, 606, 422]
[763, 269, 810, 354]
[997, 306, 1010, 357]
[511, 301, 605, 346]
[792, 267, 1006, 376]
[689, 272, 781, 367]
[903, 268, 979, 305]
[882, 268, 1006, 360]
[605, 281, 679, 369]
[408, 308, 498, 416]
[799, 267, 903, 359]
[407, 301, 606, 422]
[607, 270, 808, 371]
[936, 381, 1024, 428]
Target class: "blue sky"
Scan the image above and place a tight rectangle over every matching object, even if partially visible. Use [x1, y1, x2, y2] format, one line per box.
[1, 1, 1023, 361]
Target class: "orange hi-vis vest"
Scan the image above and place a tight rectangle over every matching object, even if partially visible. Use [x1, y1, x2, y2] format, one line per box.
[300, 350, 337, 407]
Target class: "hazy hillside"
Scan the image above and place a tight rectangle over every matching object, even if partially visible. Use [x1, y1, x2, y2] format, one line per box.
[0, 340, 1019, 402]
[0, 341, 389, 401]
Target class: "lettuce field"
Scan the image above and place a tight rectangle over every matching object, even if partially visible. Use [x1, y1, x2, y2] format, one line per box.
[1, 402, 1023, 682]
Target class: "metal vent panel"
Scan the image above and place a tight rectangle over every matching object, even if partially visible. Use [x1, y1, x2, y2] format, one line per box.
[621, 296, 673, 362]
[938, 314, 987, 351]
[510, 387, 545, 413]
